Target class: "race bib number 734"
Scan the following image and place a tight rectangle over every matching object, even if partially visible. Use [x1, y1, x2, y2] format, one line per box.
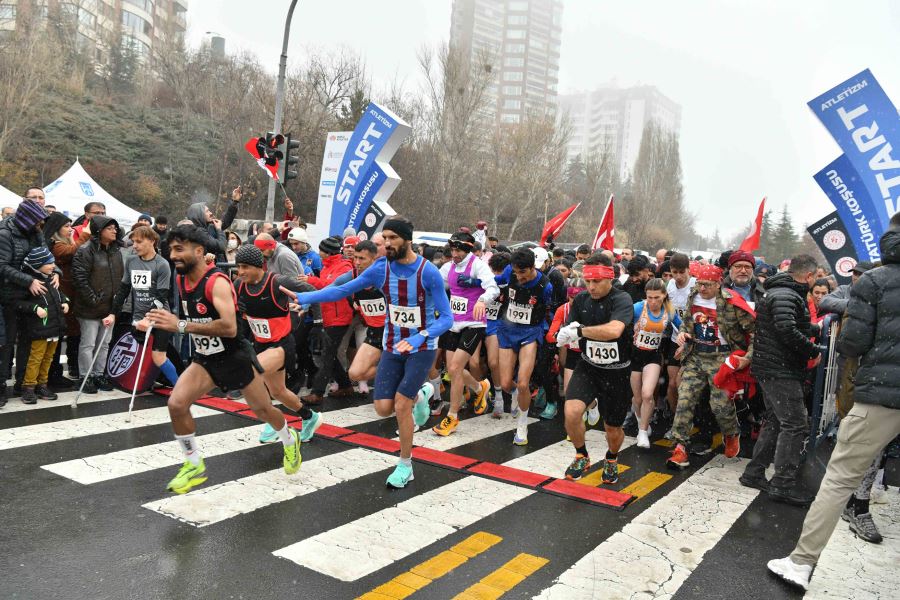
[389, 304, 422, 328]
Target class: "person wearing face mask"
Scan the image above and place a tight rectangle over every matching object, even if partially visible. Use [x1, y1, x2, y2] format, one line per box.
[224, 231, 242, 264]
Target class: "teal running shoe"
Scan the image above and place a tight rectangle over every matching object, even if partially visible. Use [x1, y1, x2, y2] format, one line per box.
[299, 411, 323, 443]
[539, 402, 557, 420]
[386, 462, 414, 489]
[413, 382, 433, 428]
[259, 423, 279, 444]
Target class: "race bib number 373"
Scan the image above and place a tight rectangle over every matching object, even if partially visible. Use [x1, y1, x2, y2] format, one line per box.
[389, 305, 422, 328]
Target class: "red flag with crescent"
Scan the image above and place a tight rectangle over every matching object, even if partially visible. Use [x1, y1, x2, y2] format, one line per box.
[591, 195, 615, 251]
[739, 197, 766, 252]
[540, 202, 581, 247]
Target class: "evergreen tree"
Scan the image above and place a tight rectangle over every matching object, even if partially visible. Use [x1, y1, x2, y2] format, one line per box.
[757, 210, 776, 262]
[772, 205, 798, 261]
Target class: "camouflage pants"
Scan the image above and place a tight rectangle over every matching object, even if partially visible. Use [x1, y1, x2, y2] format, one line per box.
[672, 352, 739, 444]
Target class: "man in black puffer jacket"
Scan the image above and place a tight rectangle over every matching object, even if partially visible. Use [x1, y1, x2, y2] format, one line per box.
[740, 254, 821, 506]
[769, 216, 900, 591]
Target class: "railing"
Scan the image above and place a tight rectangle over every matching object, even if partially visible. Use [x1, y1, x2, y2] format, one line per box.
[807, 313, 841, 459]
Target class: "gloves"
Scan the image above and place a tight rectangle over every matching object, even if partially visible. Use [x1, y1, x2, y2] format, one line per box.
[556, 321, 581, 347]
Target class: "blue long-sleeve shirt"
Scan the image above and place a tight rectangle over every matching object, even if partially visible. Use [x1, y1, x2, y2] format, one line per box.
[295, 256, 452, 353]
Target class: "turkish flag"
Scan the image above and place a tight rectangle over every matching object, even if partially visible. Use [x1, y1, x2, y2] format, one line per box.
[540, 202, 581, 247]
[244, 137, 280, 181]
[591, 195, 615, 251]
[739, 196, 766, 252]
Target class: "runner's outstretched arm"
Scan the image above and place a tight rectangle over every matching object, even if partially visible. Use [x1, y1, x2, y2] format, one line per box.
[281, 260, 386, 305]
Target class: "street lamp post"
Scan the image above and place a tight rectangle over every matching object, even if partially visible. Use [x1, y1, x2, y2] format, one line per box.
[265, 0, 299, 223]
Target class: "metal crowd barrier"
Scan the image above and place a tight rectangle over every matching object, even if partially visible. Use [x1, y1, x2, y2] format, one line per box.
[807, 313, 841, 458]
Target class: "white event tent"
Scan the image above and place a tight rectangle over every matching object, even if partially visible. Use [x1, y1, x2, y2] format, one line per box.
[0, 182, 21, 207]
[43, 160, 142, 227]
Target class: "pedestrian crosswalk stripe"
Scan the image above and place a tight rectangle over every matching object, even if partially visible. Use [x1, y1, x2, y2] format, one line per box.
[0, 405, 218, 451]
[619, 472, 673, 499]
[272, 429, 628, 581]
[143, 414, 528, 527]
[41, 403, 386, 485]
[455, 552, 549, 599]
[0, 388, 130, 414]
[533, 456, 758, 599]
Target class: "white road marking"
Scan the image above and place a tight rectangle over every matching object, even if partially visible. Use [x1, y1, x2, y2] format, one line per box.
[0, 388, 135, 414]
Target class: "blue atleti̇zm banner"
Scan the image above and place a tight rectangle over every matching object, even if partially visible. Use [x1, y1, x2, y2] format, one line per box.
[813, 154, 882, 261]
[330, 103, 410, 236]
[808, 69, 900, 229]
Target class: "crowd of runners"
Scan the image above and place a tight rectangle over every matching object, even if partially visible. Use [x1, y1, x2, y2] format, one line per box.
[2, 189, 898, 592]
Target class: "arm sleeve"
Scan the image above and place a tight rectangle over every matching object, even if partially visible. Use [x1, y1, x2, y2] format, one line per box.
[111, 283, 132, 315]
[220, 202, 238, 232]
[633, 301, 643, 323]
[547, 305, 566, 342]
[71, 247, 97, 302]
[494, 265, 511, 286]
[0, 235, 35, 291]
[837, 275, 878, 358]
[473, 259, 500, 304]
[296, 262, 385, 305]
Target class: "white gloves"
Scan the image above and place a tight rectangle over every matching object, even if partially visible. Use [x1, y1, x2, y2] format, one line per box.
[557, 321, 581, 347]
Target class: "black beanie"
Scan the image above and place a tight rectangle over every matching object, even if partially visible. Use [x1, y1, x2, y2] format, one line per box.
[319, 235, 343, 256]
[235, 243, 264, 268]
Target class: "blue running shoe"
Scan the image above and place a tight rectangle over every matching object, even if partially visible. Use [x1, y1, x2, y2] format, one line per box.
[413, 382, 433, 428]
[386, 462, 414, 489]
[259, 423, 279, 444]
[299, 411, 323, 443]
[539, 402, 557, 420]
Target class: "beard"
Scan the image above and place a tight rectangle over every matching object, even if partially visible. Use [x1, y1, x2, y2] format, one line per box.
[385, 240, 410, 262]
[174, 255, 197, 274]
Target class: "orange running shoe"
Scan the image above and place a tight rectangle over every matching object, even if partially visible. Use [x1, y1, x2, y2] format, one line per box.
[667, 444, 690, 469]
[724, 434, 741, 458]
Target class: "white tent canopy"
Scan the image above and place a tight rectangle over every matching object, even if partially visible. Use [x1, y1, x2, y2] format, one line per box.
[42, 160, 142, 227]
[0, 182, 21, 207]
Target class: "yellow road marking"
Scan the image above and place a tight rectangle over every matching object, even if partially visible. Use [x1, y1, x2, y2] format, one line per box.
[711, 432, 723, 450]
[357, 532, 502, 600]
[620, 472, 672, 499]
[454, 553, 549, 599]
[576, 463, 630, 486]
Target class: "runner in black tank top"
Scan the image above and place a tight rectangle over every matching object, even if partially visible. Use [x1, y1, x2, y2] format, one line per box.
[235, 245, 323, 444]
[141, 225, 302, 495]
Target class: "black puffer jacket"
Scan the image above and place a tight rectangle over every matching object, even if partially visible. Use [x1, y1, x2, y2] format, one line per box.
[838, 227, 900, 409]
[10, 272, 69, 341]
[751, 271, 819, 381]
[0, 217, 43, 304]
[71, 216, 125, 319]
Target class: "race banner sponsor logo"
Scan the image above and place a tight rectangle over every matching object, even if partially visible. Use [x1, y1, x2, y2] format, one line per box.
[107, 331, 160, 393]
[807, 211, 858, 286]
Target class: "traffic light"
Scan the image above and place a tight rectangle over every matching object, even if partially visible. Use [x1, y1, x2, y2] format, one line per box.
[277, 133, 300, 182]
[263, 132, 285, 167]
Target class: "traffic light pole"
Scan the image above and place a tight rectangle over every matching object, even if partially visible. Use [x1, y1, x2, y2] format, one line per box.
[266, 0, 299, 223]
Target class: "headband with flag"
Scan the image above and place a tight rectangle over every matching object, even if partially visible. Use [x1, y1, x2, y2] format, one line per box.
[540, 202, 580, 247]
[583, 264, 615, 280]
[738, 196, 766, 252]
[591, 194, 615, 252]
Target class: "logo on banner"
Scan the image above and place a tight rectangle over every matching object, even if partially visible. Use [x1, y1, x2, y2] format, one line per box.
[365, 213, 376, 228]
[108, 333, 140, 377]
[823, 230, 846, 250]
[79, 182, 95, 197]
[836, 256, 857, 277]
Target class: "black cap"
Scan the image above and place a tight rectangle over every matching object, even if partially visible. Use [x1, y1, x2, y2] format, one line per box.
[852, 261, 876, 274]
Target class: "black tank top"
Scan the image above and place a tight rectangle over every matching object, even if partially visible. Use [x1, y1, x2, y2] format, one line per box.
[178, 266, 240, 358]
[503, 272, 550, 327]
[237, 272, 293, 343]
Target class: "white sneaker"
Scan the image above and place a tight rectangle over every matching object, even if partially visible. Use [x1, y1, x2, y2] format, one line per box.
[767, 557, 812, 591]
[358, 381, 370, 395]
[586, 401, 600, 427]
[636, 430, 650, 449]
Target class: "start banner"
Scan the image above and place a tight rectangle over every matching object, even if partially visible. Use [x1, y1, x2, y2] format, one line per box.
[813, 154, 882, 261]
[808, 69, 900, 229]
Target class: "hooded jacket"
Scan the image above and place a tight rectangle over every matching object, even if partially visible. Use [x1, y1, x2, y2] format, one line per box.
[0, 216, 44, 304]
[837, 227, 900, 409]
[186, 201, 238, 262]
[10, 269, 69, 341]
[307, 253, 354, 327]
[750, 271, 819, 381]
[71, 216, 125, 319]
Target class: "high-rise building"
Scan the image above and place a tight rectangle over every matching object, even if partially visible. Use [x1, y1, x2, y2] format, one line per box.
[450, 0, 563, 125]
[0, 0, 187, 64]
[559, 84, 682, 180]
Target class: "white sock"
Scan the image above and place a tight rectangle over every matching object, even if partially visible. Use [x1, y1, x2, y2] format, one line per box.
[175, 433, 201, 465]
[510, 388, 519, 407]
[430, 377, 443, 401]
[399, 456, 412, 468]
[517, 409, 528, 426]
[468, 379, 481, 393]
[448, 411, 458, 420]
[277, 422, 294, 447]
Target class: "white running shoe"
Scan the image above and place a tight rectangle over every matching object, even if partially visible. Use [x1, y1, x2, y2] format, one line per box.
[767, 557, 812, 591]
[636, 430, 650, 449]
[358, 381, 370, 395]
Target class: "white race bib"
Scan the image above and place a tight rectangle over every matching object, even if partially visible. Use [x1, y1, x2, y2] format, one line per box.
[191, 334, 224, 355]
[247, 317, 272, 339]
[635, 331, 662, 350]
[131, 270, 151, 290]
[450, 295, 468, 315]
[506, 302, 533, 325]
[485, 300, 501, 321]
[584, 340, 620, 366]
[389, 304, 422, 328]
[358, 298, 386, 318]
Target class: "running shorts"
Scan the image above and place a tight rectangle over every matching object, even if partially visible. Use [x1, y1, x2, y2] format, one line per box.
[193, 340, 261, 393]
[664, 337, 682, 367]
[438, 327, 485, 355]
[253, 333, 296, 373]
[132, 327, 172, 354]
[564, 361, 630, 427]
[374, 349, 437, 400]
[497, 323, 544, 350]
[486, 318, 500, 337]
[564, 349, 580, 371]
[630, 347, 663, 372]
[364, 326, 384, 351]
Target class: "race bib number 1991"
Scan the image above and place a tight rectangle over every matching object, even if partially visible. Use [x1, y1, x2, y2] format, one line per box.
[506, 303, 533, 325]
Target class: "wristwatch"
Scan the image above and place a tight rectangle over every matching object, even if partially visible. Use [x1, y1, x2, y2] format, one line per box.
[576, 325, 584, 338]
[177, 320, 187, 334]
[420, 330, 429, 338]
